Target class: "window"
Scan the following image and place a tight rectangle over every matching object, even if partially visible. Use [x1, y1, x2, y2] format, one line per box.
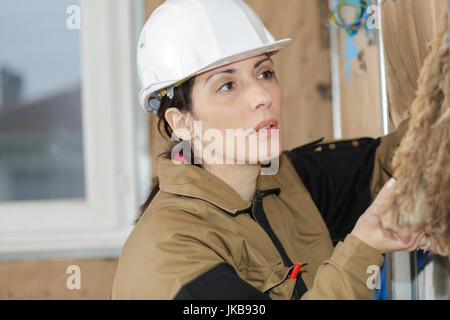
[0, 0, 149, 259]
[0, 0, 84, 202]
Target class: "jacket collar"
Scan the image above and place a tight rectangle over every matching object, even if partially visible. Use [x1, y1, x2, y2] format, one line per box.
[157, 156, 282, 216]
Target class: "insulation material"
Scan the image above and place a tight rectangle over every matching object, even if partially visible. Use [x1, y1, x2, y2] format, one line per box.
[380, 11, 449, 257]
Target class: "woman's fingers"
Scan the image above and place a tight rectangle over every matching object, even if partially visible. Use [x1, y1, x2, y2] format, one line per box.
[379, 223, 428, 252]
[407, 232, 431, 252]
[369, 178, 397, 218]
[398, 230, 428, 252]
[394, 224, 426, 244]
[417, 234, 432, 252]
[416, 233, 430, 249]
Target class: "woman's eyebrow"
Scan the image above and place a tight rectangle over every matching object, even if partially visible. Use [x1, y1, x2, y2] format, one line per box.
[204, 69, 235, 86]
[204, 56, 273, 87]
[254, 56, 272, 69]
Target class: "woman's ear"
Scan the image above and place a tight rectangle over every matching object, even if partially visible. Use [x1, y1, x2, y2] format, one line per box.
[165, 107, 192, 140]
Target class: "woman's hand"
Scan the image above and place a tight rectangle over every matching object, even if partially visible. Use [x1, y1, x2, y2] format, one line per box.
[350, 178, 429, 254]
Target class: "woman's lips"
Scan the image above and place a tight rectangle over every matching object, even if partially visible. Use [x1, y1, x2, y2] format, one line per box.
[254, 125, 278, 136]
[246, 119, 279, 136]
[254, 119, 278, 131]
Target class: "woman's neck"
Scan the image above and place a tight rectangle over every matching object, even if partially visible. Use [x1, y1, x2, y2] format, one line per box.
[202, 162, 261, 202]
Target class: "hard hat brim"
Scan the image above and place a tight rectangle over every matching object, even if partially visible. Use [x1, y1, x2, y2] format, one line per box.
[139, 38, 292, 112]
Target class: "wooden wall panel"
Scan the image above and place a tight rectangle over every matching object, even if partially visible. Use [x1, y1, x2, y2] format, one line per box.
[0, 258, 117, 299]
[145, 0, 333, 180]
[338, 30, 383, 138]
[335, 0, 447, 138]
[380, 0, 447, 128]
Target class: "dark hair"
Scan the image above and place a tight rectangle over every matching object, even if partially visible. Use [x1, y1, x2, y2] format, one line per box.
[135, 77, 200, 224]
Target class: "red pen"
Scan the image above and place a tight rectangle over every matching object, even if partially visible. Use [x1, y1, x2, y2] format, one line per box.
[289, 262, 307, 279]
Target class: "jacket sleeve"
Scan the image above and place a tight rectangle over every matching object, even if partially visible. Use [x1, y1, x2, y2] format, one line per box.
[111, 208, 270, 300]
[300, 234, 385, 299]
[283, 118, 410, 246]
[370, 118, 410, 202]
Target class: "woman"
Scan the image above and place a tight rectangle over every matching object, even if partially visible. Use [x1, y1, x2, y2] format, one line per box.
[111, 0, 427, 299]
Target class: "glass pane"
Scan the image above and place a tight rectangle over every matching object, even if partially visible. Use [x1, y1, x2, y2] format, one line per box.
[0, 0, 84, 201]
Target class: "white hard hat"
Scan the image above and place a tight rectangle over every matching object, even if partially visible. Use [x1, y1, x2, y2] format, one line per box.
[137, 0, 292, 113]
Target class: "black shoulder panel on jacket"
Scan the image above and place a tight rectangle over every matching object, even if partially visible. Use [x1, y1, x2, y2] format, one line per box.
[174, 263, 271, 300]
[283, 137, 381, 246]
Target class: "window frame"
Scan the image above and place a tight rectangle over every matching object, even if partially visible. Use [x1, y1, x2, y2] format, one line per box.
[0, 0, 147, 260]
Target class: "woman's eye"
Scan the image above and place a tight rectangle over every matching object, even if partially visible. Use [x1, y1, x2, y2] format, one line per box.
[218, 82, 234, 92]
[258, 70, 275, 80]
[217, 71, 274, 93]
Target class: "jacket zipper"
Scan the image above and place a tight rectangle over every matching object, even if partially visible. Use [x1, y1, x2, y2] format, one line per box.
[250, 189, 293, 268]
[250, 189, 306, 300]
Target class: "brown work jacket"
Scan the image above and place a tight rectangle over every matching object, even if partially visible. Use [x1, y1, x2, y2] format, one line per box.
[111, 119, 409, 300]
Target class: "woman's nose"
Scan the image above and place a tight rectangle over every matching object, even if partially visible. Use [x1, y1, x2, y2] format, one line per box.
[247, 81, 273, 112]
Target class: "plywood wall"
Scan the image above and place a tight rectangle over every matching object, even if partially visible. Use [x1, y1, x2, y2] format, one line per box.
[0, 258, 117, 299]
[334, 0, 447, 137]
[380, 0, 447, 128]
[337, 26, 383, 138]
[145, 0, 334, 180]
